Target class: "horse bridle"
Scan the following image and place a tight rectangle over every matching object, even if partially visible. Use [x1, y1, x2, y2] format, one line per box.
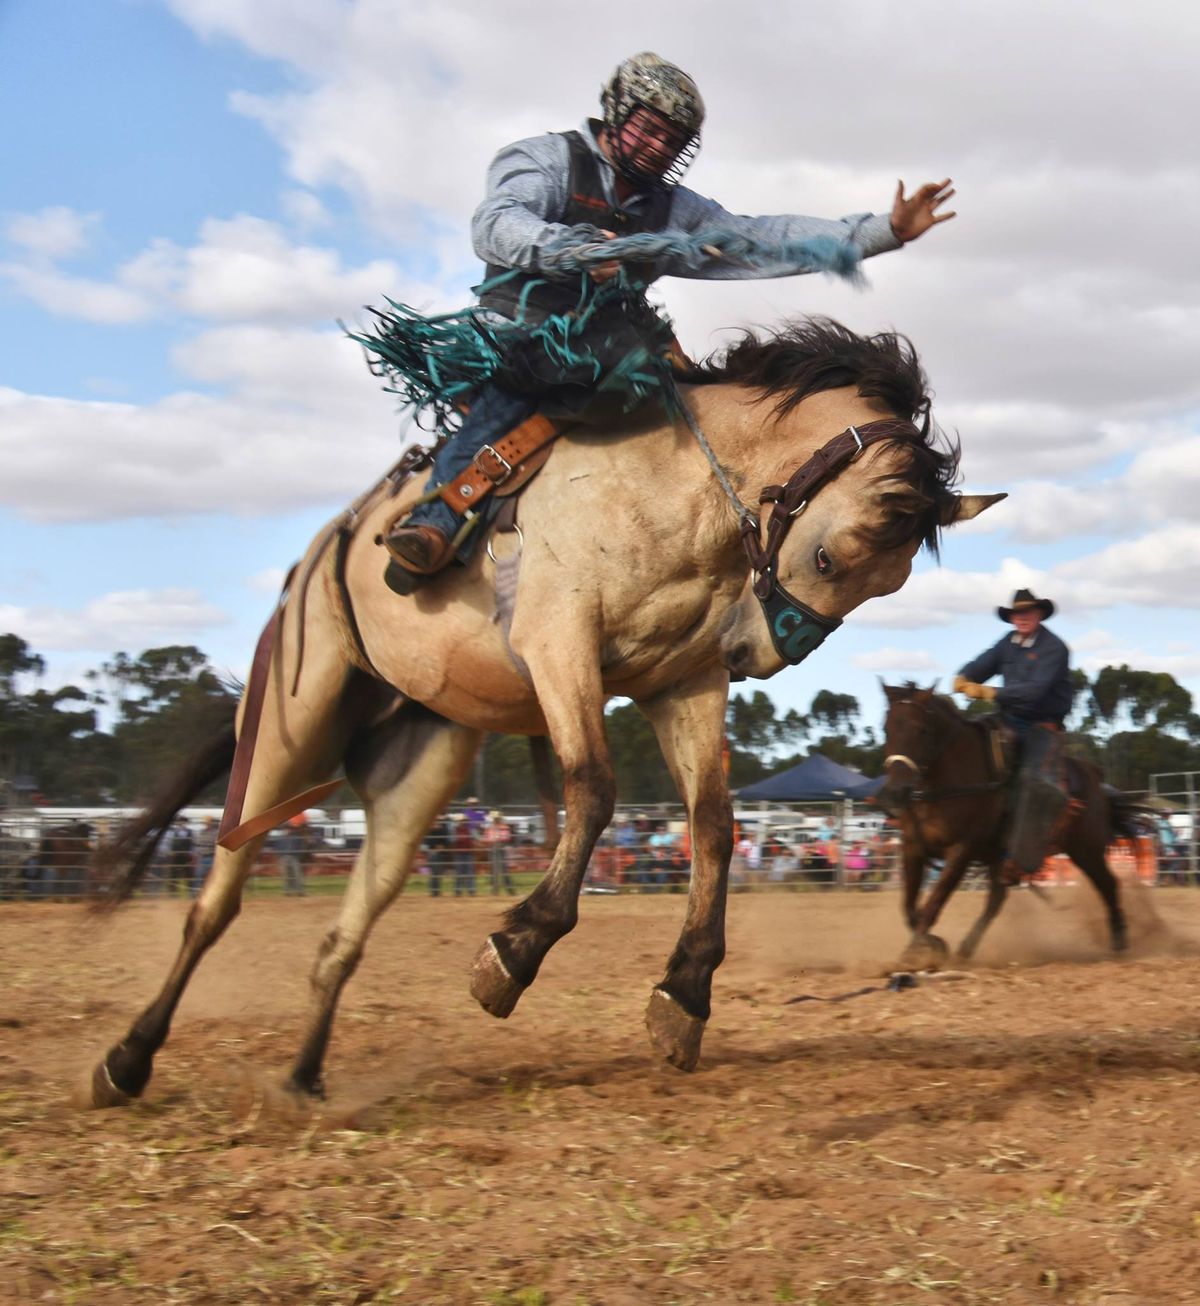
[677, 398, 922, 664]
[883, 696, 1005, 804]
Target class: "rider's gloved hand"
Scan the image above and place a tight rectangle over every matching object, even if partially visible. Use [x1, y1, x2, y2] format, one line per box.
[955, 677, 997, 702]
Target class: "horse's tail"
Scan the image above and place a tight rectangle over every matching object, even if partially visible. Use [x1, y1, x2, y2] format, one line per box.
[91, 713, 237, 910]
[1105, 787, 1160, 842]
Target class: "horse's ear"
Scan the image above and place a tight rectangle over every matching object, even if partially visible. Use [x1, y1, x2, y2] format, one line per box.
[880, 677, 898, 701]
[926, 680, 939, 694]
[940, 492, 1007, 526]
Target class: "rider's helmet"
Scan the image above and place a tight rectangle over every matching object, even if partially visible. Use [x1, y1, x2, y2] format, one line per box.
[600, 52, 705, 187]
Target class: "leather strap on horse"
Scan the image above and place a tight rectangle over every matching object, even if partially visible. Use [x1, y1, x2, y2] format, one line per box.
[292, 443, 432, 693]
[217, 606, 280, 850]
[218, 446, 435, 853]
[438, 412, 567, 516]
[740, 417, 920, 599]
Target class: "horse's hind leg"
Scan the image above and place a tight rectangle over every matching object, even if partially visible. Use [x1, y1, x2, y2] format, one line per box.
[90, 653, 376, 1108]
[470, 647, 614, 1019]
[287, 705, 481, 1097]
[1074, 841, 1129, 954]
[91, 834, 268, 1107]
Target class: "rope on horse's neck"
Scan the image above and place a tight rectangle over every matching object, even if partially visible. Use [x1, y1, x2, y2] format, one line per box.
[672, 383, 758, 530]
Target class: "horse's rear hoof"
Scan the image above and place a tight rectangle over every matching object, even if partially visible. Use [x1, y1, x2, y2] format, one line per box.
[89, 1060, 135, 1109]
[470, 935, 525, 1018]
[645, 988, 705, 1072]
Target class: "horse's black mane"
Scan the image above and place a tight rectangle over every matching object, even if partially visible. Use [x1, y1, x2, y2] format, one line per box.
[688, 317, 961, 555]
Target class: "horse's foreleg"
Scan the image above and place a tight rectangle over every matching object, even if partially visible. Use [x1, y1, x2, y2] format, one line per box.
[637, 666, 731, 1071]
[898, 844, 973, 971]
[957, 862, 1008, 960]
[470, 651, 613, 1019]
[900, 829, 925, 931]
[287, 706, 481, 1097]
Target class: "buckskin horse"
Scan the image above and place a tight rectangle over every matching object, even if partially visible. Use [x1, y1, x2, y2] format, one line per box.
[878, 682, 1151, 967]
[88, 318, 1003, 1108]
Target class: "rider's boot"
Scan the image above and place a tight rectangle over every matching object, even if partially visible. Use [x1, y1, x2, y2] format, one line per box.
[381, 383, 539, 595]
[998, 856, 1025, 887]
[382, 524, 457, 595]
[385, 523, 455, 573]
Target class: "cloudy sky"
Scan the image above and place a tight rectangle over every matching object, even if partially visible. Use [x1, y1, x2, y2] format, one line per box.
[3, 0, 1199, 732]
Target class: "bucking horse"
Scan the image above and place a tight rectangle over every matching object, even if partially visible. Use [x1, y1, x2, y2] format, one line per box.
[89, 318, 1003, 1107]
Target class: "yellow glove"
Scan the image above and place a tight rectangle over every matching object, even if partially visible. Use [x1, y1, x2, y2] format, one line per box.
[955, 677, 998, 702]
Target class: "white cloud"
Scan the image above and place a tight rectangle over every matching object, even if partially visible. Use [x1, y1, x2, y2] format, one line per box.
[0, 588, 228, 653]
[0, 340, 406, 522]
[855, 520, 1200, 632]
[850, 648, 942, 674]
[281, 188, 332, 230]
[4, 206, 99, 260]
[247, 566, 288, 592]
[1126, 434, 1200, 522]
[0, 261, 156, 324]
[1054, 525, 1200, 610]
[4, 216, 406, 328]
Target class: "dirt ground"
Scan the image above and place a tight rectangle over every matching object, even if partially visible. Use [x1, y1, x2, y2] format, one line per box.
[4, 881, 1200, 1305]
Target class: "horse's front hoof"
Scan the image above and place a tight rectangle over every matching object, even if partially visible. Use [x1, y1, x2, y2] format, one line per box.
[283, 1073, 326, 1102]
[89, 1059, 136, 1109]
[470, 935, 526, 1018]
[645, 988, 706, 1071]
[897, 933, 949, 972]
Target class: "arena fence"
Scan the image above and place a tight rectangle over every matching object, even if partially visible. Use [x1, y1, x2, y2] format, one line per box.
[0, 800, 1185, 903]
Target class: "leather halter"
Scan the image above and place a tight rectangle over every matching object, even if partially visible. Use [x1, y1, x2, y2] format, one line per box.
[738, 416, 922, 664]
[740, 416, 921, 598]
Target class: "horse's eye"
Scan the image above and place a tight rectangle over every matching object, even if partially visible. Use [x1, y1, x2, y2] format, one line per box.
[815, 546, 832, 575]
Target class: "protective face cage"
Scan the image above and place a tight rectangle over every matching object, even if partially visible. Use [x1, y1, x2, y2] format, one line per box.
[601, 53, 704, 187]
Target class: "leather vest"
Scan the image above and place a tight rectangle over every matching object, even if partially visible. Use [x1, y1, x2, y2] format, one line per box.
[477, 123, 673, 324]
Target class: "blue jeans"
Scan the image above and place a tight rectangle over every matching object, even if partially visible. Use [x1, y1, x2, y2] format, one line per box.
[405, 384, 537, 542]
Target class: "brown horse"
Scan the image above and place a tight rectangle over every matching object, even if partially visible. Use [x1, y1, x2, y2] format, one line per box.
[877, 683, 1146, 966]
[88, 319, 1003, 1108]
[36, 821, 93, 900]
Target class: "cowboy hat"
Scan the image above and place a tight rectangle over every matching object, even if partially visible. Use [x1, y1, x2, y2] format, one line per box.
[997, 588, 1055, 622]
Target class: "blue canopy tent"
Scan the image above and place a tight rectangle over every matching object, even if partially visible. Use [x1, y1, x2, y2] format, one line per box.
[735, 752, 884, 802]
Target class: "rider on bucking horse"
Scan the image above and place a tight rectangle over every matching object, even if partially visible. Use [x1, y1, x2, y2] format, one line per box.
[382, 51, 957, 590]
[954, 588, 1076, 885]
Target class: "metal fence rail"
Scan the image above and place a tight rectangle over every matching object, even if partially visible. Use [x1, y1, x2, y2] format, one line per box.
[0, 799, 1186, 902]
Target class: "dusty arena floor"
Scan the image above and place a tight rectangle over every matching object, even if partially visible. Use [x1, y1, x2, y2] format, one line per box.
[4, 883, 1200, 1304]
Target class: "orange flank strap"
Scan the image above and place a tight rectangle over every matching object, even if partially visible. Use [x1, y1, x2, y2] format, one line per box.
[437, 413, 564, 516]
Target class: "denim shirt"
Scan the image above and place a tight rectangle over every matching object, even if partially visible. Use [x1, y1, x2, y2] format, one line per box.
[471, 119, 902, 284]
[958, 626, 1074, 726]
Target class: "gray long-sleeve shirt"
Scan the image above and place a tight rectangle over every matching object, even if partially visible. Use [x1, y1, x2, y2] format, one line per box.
[471, 120, 902, 285]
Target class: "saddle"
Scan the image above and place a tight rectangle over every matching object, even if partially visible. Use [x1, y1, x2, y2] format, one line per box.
[971, 713, 1016, 781]
[384, 345, 694, 583]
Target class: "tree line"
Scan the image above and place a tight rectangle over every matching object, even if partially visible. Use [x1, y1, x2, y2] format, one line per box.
[2, 633, 1197, 808]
